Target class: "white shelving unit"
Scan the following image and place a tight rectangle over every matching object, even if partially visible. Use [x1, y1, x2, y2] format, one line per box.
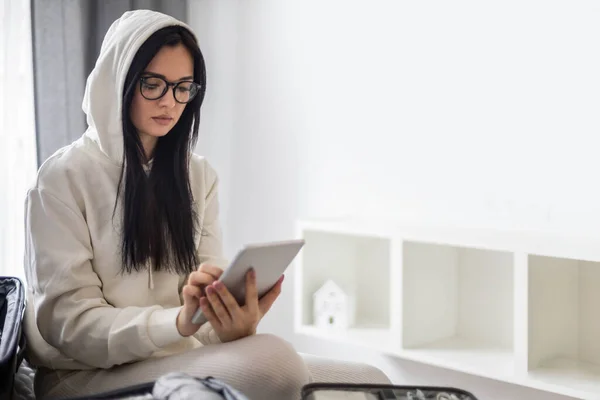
[293, 218, 600, 399]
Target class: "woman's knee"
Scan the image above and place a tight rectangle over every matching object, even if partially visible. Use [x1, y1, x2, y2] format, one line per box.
[242, 333, 310, 397]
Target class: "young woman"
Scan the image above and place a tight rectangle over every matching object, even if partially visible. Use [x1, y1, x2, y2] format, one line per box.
[23, 10, 388, 400]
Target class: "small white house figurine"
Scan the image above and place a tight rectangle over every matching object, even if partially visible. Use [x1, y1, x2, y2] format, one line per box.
[313, 279, 355, 330]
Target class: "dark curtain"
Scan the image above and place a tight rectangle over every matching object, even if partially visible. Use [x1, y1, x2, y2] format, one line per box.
[30, 0, 188, 166]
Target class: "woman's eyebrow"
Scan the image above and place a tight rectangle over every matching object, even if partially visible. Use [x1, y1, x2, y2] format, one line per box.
[142, 72, 193, 81]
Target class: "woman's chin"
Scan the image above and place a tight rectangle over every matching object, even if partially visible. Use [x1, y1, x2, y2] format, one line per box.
[145, 128, 171, 138]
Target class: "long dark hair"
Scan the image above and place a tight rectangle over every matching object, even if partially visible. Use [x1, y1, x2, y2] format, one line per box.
[116, 25, 206, 275]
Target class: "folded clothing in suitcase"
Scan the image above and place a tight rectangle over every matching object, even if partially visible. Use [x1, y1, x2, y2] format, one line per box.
[63, 372, 250, 400]
[0, 276, 27, 400]
[301, 383, 479, 400]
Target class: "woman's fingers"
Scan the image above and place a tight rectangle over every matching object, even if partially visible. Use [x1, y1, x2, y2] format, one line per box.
[189, 264, 223, 286]
[258, 275, 284, 315]
[189, 265, 223, 295]
[199, 297, 220, 328]
[206, 285, 232, 326]
[188, 271, 215, 287]
[182, 284, 203, 304]
[213, 281, 244, 320]
[198, 263, 223, 279]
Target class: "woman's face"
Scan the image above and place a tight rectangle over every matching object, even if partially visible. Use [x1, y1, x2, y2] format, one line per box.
[130, 43, 194, 153]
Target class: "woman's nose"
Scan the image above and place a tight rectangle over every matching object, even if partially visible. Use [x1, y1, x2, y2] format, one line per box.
[158, 88, 176, 108]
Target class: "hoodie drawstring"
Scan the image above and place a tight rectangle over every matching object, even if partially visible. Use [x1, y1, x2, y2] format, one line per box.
[148, 263, 154, 290]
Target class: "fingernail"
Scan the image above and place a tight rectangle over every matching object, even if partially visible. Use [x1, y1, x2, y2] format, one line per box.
[250, 268, 256, 278]
[214, 281, 224, 290]
[206, 286, 215, 295]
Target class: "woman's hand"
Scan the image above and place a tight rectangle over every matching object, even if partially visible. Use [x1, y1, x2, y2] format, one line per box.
[177, 264, 223, 337]
[200, 268, 284, 343]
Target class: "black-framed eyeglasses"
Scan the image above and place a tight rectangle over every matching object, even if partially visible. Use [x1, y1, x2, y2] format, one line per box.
[139, 75, 202, 104]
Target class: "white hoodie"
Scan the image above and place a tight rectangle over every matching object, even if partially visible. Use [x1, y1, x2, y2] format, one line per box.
[23, 10, 227, 371]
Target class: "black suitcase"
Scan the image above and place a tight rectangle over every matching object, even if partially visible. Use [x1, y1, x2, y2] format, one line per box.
[0, 276, 27, 400]
[302, 383, 479, 400]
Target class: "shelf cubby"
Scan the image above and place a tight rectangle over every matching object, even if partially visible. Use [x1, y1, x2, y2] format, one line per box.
[527, 255, 600, 396]
[401, 241, 515, 378]
[294, 223, 396, 351]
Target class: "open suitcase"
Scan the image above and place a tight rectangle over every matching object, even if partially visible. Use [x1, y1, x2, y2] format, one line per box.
[301, 383, 479, 400]
[0, 276, 27, 400]
[64, 380, 478, 400]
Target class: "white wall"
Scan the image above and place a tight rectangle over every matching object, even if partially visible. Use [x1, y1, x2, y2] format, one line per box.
[188, 0, 238, 246]
[189, 1, 600, 399]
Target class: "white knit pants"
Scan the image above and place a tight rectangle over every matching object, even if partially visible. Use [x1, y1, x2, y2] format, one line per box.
[35, 334, 390, 400]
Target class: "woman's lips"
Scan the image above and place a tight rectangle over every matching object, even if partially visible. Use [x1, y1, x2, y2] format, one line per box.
[152, 116, 173, 126]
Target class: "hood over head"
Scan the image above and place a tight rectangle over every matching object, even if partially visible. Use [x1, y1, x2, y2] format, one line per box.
[82, 10, 196, 165]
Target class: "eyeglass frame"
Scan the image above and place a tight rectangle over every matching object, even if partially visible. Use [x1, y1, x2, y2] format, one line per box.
[138, 74, 202, 104]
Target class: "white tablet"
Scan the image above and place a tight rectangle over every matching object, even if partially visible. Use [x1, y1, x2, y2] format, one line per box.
[191, 239, 305, 325]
